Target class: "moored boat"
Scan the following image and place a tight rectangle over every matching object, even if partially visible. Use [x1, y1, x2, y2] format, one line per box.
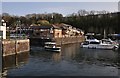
[81, 38, 119, 50]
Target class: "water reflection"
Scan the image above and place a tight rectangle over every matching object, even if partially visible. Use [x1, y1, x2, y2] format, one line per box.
[52, 52, 61, 63]
[30, 43, 119, 67]
[4, 43, 119, 76]
[2, 52, 29, 76]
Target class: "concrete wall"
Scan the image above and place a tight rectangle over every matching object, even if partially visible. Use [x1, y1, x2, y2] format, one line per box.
[2, 39, 30, 56]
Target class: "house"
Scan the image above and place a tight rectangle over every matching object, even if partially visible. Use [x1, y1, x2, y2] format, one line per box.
[16, 23, 84, 39]
[54, 23, 84, 37]
[0, 20, 6, 39]
[52, 25, 62, 38]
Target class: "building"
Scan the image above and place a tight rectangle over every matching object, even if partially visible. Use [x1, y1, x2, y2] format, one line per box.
[15, 23, 84, 39]
[54, 23, 84, 37]
[0, 20, 6, 39]
[52, 25, 62, 38]
[17, 25, 62, 39]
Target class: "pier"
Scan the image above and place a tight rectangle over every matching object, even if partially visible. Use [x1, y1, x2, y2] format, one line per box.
[2, 39, 30, 56]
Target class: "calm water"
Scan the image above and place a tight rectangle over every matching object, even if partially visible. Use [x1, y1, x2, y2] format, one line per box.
[2, 43, 120, 76]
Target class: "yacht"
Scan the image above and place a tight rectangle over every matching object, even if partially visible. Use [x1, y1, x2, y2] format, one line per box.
[81, 38, 119, 50]
[44, 42, 61, 52]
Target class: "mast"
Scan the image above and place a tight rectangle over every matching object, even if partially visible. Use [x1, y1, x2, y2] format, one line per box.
[103, 29, 106, 39]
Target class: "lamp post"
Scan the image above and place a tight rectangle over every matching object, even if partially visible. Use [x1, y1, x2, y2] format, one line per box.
[16, 20, 21, 39]
[18, 20, 21, 38]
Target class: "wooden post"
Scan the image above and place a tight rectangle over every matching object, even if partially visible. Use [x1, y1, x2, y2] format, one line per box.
[15, 23, 18, 67]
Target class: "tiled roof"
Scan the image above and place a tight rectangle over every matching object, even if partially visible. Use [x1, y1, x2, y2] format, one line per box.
[21, 25, 61, 29]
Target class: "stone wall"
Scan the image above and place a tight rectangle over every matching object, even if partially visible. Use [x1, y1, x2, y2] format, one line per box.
[55, 36, 85, 45]
[16, 39, 30, 53]
[30, 36, 85, 46]
[2, 39, 30, 56]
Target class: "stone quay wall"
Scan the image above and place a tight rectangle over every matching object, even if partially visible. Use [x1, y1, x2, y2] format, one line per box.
[55, 36, 85, 45]
[2, 39, 30, 56]
[30, 36, 85, 46]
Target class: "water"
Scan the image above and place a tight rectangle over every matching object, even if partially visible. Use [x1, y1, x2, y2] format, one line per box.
[2, 43, 120, 76]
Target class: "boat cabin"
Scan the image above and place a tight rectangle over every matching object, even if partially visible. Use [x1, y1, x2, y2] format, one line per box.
[44, 42, 61, 52]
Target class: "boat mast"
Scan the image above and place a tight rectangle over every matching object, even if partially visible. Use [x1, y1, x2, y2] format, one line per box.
[104, 29, 106, 39]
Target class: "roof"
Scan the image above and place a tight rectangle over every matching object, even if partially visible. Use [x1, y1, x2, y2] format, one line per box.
[30, 25, 61, 29]
[52, 25, 61, 29]
[30, 25, 52, 29]
[53, 23, 69, 30]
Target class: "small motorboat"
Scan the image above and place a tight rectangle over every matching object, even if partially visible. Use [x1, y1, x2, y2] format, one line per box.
[81, 38, 119, 50]
[44, 42, 61, 52]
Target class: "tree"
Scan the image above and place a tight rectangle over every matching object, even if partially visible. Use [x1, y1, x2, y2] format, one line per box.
[37, 20, 50, 26]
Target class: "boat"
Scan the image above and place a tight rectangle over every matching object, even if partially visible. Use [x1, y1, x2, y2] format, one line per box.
[101, 38, 119, 46]
[81, 38, 119, 50]
[44, 42, 61, 52]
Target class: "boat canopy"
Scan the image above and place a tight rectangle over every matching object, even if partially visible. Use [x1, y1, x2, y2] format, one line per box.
[45, 42, 56, 45]
[86, 39, 100, 43]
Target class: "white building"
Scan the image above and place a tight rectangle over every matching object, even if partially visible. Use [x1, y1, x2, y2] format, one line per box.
[0, 20, 6, 39]
[118, 1, 120, 12]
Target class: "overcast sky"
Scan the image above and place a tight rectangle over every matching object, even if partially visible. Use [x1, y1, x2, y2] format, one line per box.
[1, 2, 119, 16]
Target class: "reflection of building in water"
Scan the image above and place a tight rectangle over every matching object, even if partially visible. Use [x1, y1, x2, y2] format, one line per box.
[3, 52, 29, 69]
[2, 52, 29, 76]
[51, 44, 78, 62]
[15, 52, 29, 68]
[61, 44, 79, 59]
[52, 52, 61, 62]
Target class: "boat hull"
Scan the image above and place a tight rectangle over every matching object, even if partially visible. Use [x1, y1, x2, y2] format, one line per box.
[81, 44, 119, 50]
[44, 47, 61, 52]
[81, 38, 119, 50]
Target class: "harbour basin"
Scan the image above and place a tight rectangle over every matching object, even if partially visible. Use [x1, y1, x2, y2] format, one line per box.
[3, 43, 119, 76]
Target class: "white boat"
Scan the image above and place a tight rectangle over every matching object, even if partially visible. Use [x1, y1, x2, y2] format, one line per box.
[81, 38, 119, 50]
[44, 42, 61, 52]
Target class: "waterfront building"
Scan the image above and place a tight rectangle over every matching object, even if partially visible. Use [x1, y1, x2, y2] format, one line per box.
[17, 25, 62, 39]
[0, 20, 6, 39]
[15, 23, 84, 39]
[54, 23, 84, 37]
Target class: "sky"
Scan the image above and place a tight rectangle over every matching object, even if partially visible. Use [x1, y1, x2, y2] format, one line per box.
[1, 0, 120, 2]
[1, 2, 119, 16]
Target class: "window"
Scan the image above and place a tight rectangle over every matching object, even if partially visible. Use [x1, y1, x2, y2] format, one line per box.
[83, 41, 89, 45]
[89, 42, 100, 44]
[0, 31, 3, 39]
